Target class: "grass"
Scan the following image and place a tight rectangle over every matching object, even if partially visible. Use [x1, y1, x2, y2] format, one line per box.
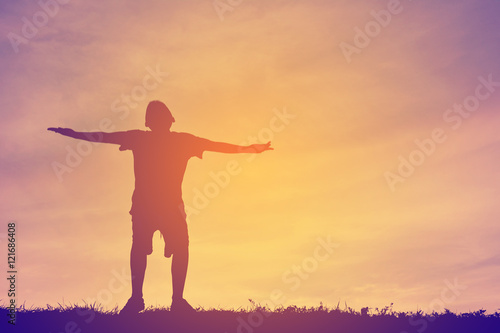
[1, 301, 499, 333]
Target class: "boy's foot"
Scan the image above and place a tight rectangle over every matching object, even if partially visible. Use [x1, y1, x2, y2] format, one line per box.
[119, 297, 145, 315]
[171, 298, 196, 314]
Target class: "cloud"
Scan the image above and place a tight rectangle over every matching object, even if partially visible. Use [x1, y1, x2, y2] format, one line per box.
[2, 0, 500, 312]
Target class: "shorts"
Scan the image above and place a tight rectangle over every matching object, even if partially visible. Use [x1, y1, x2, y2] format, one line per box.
[130, 207, 189, 258]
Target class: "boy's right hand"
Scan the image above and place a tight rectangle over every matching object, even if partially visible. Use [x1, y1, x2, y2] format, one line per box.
[47, 127, 75, 137]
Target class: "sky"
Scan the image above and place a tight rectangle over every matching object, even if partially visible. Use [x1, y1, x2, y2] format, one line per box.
[1, 0, 499, 314]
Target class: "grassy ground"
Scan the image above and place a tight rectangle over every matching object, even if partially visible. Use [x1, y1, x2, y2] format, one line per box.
[1, 302, 499, 333]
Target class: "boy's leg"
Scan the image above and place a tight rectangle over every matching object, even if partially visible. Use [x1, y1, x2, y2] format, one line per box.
[163, 209, 190, 300]
[171, 244, 196, 313]
[171, 244, 188, 300]
[129, 217, 153, 299]
[119, 245, 147, 315]
[131, 246, 147, 299]
[120, 217, 153, 314]
[163, 207, 195, 312]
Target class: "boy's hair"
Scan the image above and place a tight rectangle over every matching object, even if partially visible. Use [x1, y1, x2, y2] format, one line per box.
[145, 101, 175, 127]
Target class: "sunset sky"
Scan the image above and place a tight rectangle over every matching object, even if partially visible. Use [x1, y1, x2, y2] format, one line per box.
[1, 0, 499, 313]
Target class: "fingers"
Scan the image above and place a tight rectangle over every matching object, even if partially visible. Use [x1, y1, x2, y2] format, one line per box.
[47, 127, 70, 135]
[47, 127, 63, 134]
[255, 142, 273, 153]
[48, 127, 65, 133]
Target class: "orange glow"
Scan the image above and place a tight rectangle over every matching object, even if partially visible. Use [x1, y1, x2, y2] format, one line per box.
[1, 0, 500, 314]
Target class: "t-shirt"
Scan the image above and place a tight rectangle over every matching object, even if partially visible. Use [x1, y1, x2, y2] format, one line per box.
[117, 130, 209, 216]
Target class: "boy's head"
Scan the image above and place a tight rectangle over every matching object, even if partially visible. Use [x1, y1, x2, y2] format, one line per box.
[145, 100, 175, 131]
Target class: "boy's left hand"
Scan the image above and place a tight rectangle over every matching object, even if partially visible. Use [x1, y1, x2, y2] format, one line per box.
[249, 141, 273, 153]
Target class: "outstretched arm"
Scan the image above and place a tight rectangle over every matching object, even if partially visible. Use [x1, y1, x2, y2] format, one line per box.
[47, 127, 127, 145]
[205, 140, 273, 154]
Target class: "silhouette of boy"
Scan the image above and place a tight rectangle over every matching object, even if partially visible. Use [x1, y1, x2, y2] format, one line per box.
[48, 101, 272, 314]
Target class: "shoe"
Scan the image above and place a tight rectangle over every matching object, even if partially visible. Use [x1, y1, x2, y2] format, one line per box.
[119, 297, 145, 315]
[171, 298, 196, 314]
